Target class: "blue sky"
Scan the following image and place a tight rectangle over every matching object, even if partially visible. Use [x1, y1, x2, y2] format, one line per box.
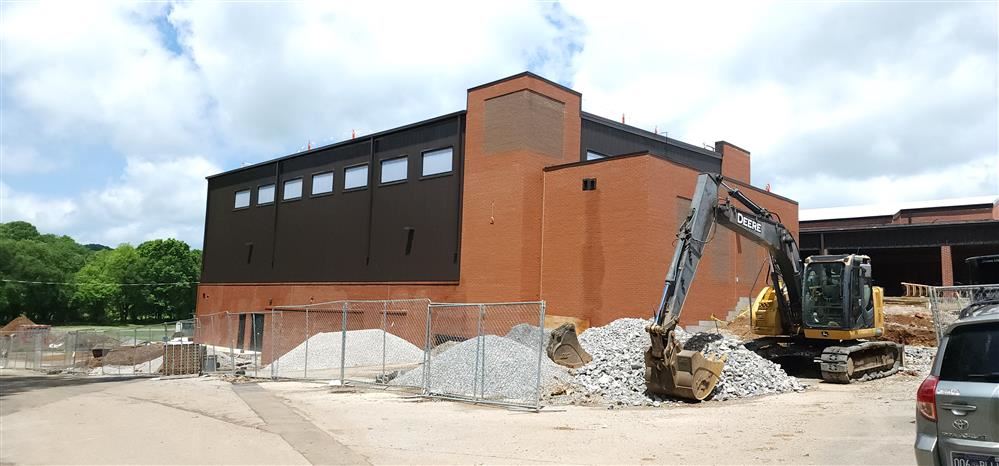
[2, 1, 997, 248]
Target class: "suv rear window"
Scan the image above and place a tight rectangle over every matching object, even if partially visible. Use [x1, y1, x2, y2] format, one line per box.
[940, 322, 999, 382]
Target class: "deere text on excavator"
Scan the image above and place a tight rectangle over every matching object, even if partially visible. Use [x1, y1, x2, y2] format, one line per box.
[643, 173, 904, 401]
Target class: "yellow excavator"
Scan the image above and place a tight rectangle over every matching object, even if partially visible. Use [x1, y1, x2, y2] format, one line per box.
[640, 173, 904, 401]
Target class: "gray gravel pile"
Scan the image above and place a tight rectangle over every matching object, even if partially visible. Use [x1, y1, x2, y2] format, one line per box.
[505, 323, 550, 350]
[570, 318, 803, 405]
[571, 318, 654, 405]
[903, 346, 936, 372]
[430, 340, 458, 357]
[393, 334, 570, 402]
[678, 330, 804, 401]
[266, 329, 424, 371]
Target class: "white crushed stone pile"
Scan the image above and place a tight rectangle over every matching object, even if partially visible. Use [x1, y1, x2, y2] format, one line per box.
[505, 323, 550, 350]
[572, 318, 653, 405]
[571, 318, 803, 405]
[679, 331, 804, 401]
[393, 334, 570, 402]
[90, 356, 163, 376]
[902, 346, 936, 372]
[266, 329, 423, 371]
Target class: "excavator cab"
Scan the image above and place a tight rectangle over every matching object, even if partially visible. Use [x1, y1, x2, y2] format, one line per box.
[801, 255, 878, 334]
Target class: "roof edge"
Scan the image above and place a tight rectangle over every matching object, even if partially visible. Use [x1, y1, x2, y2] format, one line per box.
[581, 111, 721, 159]
[715, 140, 752, 155]
[467, 71, 581, 97]
[207, 110, 466, 180]
[725, 177, 799, 205]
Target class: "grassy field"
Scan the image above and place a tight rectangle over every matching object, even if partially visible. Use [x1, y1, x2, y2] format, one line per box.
[49, 324, 183, 343]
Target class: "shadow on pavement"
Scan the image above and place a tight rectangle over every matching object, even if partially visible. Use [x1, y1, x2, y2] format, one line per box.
[0, 374, 142, 399]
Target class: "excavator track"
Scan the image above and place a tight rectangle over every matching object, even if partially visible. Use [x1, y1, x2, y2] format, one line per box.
[819, 341, 904, 383]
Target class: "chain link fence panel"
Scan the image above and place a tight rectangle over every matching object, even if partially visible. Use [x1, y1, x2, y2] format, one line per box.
[0, 319, 193, 375]
[194, 300, 547, 409]
[424, 302, 546, 409]
[929, 284, 999, 342]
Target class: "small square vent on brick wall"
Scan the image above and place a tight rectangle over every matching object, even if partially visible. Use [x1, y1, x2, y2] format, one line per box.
[582, 178, 597, 191]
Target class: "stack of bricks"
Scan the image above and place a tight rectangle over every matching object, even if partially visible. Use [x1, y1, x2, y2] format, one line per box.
[162, 343, 205, 376]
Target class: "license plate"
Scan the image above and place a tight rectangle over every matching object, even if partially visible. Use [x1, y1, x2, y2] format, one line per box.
[952, 452, 999, 466]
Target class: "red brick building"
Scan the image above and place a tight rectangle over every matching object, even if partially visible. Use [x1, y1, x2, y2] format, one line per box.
[196, 72, 798, 330]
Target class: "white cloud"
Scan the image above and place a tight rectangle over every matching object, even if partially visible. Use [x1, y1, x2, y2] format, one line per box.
[1, 156, 219, 247]
[562, 1, 998, 208]
[1, 145, 63, 175]
[780, 154, 998, 208]
[170, 0, 569, 154]
[1, 1, 211, 157]
[0, 0, 995, 249]
[1, 0, 567, 246]
[0, 182, 78, 231]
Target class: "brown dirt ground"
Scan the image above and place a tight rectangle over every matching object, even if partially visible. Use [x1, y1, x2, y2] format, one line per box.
[721, 302, 936, 346]
[99, 343, 164, 366]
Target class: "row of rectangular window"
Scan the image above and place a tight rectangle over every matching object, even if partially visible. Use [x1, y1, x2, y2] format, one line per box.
[233, 147, 453, 209]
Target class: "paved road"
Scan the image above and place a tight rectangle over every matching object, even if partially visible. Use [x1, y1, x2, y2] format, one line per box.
[0, 368, 922, 464]
[0, 369, 313, 465]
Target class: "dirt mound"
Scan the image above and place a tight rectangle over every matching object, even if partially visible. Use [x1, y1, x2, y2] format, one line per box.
[721, 311, 755, 340]
[1, 315, 37, 334]
[101, 343, 165, 365]
[883, 311, 936, 346]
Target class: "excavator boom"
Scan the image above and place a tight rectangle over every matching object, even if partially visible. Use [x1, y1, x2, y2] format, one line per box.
[645, 173, 804, 400]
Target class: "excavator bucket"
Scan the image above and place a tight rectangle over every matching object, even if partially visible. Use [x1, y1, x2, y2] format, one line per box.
[546, 323, 593, 368]
[644, 324, 726, 401]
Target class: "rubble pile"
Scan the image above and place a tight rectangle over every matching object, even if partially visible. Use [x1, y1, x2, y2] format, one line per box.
[570, 318, 804, 405]
[902, 346, 936, 373]
[392, 334, 570, 402]
[679, 331, 804, 401]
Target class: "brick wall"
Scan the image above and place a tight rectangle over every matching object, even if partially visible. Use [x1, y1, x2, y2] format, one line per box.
[941, 245, 954, 286]
[457, 74, 581, 302]
[539, 154, 798, 326]
[716, 141, 751, 184]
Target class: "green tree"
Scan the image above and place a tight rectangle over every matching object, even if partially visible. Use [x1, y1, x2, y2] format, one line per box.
[0, 226, 90, 323]
[136, 239, 200, 321]
[71, 245, 144, 323]
[0, 221, 40, 241]
[1, 221, 201, 325]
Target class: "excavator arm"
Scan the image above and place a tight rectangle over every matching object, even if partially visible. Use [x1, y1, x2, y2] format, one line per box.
[645, 173, 804, 400]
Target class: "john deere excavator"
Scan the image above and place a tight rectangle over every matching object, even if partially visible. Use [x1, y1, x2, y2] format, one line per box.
[642, 173, 904, 401]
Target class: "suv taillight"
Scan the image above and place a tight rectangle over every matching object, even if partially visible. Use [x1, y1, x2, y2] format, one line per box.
[917, 375, 939, 421]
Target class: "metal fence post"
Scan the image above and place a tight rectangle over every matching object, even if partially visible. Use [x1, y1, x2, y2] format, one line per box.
[132, 328, 138, 373]
[71, 332, 78, 370]
[340, 301, 348, 384]
[381, 301, 388, 380]
[229, 312, 235, 375]
[536, 301, 546, 411]
[252, 314, 258, 377]
[423, 303, 433, 395]
[474, 304, 484, 401]
[304, 309, 310, 379]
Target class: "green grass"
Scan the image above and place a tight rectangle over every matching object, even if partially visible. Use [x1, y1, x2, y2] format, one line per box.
[50, 324, 179, 343]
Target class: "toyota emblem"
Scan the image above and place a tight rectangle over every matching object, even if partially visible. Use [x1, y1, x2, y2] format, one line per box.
[953, 419, 969, 431]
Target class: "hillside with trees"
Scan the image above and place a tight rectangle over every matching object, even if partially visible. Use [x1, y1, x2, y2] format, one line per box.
[0, 221, 201, 325]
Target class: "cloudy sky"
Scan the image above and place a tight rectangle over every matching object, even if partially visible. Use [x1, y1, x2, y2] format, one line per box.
[1, 1, 996, 248]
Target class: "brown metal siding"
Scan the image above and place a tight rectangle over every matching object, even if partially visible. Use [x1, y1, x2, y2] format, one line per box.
[202, 115, 464, 283]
